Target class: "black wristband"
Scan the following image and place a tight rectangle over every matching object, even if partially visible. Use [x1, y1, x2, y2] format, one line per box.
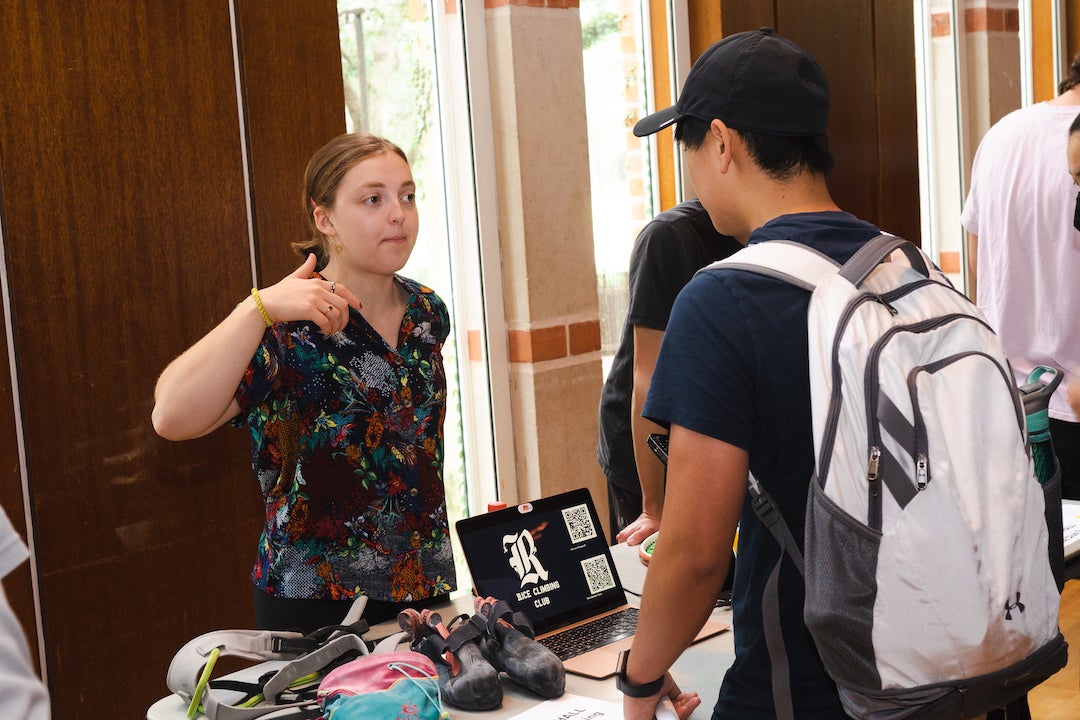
[614, 649, 665, 697]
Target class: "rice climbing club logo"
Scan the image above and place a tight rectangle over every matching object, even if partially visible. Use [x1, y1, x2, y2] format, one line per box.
[502, 529, 548, 588]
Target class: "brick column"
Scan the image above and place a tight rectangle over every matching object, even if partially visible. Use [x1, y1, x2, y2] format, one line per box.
[484, 0, 607, 514]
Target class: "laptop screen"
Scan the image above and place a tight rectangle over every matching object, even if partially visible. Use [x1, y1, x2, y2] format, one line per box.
[455, 488, 628, 634]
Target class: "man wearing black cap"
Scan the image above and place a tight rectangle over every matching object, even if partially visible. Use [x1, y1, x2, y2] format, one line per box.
[614, 29, 879, 720]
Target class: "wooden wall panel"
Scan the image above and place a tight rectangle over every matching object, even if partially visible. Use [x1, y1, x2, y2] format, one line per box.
[709, 0, 921, 245]
[715, 1, 774, 34]
[872, 1, 921, 243]
[0, 1, 345, 716]
[1069, 0, 1080, 68]
[1033, 0, 1056, 103]
[0, 3, 256, 716]
[686, 0, 722, 57]
[777, 0, 881, 233]
[235, 0, 346, 283]
[0, 308, 38, 671]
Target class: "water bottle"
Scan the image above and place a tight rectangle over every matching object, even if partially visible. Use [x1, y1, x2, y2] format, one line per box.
[1018, 365, 1065, 592]
[1018, 366, 1062, 485]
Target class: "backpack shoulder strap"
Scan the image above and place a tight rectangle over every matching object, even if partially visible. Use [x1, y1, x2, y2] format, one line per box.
[705, 234, 930, 292]
[838, 233, 929, 286]
[705, 240, 840, 291]
[747, 475, 805, 720]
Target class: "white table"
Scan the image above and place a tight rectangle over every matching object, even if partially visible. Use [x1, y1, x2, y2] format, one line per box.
[146, 542, 735, 719]
[1063, 498, 1080, 580]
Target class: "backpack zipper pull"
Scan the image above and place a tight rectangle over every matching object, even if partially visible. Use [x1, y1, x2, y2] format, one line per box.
[874, 294, 899, 315]
[916, 453, 928, 490]
[867, 446, 881, 485]
[872, 295, 898, 315]
[867, 446, 883, 529]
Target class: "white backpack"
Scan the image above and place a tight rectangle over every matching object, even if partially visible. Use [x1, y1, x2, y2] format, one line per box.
[711, 234, 1067, 720]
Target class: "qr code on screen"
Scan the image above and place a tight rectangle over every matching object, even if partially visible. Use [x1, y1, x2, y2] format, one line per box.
[562, 503, 597, 544]
[581, 554, 616, 595]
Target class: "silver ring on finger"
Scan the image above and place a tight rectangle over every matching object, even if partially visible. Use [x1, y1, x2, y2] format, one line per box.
[330, 280, 336, 294]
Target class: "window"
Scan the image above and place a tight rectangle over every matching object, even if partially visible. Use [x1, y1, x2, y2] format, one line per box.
[912, 0, 1062, 292]
[336, 0, 505, 584]
[582, 0, 656, 376]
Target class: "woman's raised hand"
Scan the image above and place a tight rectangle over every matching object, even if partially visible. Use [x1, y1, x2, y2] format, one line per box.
[257, 254, 362, 335]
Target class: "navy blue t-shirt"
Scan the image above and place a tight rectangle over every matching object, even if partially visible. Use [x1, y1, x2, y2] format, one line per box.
[643, 211, 880, 720]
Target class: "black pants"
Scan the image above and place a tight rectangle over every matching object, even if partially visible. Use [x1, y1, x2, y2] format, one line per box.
[607, 482, 642, 543]
[1050, 418, 1080, 500]
[253, 589, 445, 634]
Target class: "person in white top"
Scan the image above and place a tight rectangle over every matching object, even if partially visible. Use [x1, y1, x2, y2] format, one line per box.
[1066, 118, 1080, 422]
[962, 57, 1080, 500]
[0, 504, 49, 720]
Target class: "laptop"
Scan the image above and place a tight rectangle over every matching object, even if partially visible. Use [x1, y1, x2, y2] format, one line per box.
[455, 487, 728, 679]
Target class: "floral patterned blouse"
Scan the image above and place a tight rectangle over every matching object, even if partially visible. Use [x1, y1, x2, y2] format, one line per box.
[232, 275, 457, 602]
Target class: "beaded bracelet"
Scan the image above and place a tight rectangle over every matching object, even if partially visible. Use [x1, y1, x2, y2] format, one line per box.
[250, 288, 274, 327]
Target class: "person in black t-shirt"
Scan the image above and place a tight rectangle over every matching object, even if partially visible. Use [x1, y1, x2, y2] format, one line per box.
[597, 200, 740, 546]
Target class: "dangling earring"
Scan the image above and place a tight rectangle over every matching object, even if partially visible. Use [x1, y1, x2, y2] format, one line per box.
[334, 241, 343, 254]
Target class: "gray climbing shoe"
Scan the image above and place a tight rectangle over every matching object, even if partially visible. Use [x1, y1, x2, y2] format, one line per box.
[398, 607, 502, 711]
[474, 596, 565, 698]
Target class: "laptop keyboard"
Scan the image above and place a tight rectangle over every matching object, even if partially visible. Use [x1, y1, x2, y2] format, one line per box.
[538, 607, 639, 660]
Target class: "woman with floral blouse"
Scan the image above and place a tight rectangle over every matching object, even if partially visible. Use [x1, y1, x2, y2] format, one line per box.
[152, 134, 456, 632]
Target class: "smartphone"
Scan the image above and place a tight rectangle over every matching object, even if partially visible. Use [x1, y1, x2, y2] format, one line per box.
[647, 433, 669, 465]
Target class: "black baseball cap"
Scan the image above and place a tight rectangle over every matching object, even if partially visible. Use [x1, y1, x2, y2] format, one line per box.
[633, 28, 829, 138]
